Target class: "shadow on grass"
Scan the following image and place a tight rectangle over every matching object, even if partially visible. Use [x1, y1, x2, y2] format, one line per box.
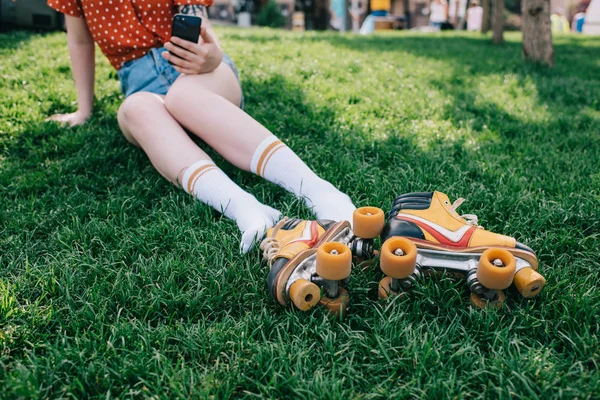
[0, 30, 41, 50]
[228, 32, 600, 116]
[7, 68, 591, 317]
[1, 43, 600, 397]
[0, 70, 530, 326]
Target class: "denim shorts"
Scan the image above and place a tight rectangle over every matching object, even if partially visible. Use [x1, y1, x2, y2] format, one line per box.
[117, 47, 244, 108]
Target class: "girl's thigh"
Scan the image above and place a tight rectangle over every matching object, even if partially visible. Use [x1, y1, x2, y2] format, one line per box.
[169, 62, 243, 108]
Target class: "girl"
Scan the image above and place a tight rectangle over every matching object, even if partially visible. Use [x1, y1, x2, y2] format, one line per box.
[46, 0, 356, 253]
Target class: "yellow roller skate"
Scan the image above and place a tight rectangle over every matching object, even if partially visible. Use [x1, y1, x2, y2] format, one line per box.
[260, 209, 386, 315]
[377, 191, 545, 308]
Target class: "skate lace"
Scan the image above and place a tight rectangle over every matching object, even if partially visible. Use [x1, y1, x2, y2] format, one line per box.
[258, 216, 288, 264]
[260, 237, 280, 263]
[449, 198, 482, 228]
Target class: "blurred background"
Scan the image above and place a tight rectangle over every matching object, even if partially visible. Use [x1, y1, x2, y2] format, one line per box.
[0, 0, 597, 34]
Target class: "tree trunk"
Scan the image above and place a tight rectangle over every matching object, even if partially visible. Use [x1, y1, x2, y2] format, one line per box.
[481, 0, 490, 33]
[492, 0, 504, 44]
[521, 0, 554, 66]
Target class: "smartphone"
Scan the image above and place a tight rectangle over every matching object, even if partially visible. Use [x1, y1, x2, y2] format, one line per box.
[171, 14, 202, 44]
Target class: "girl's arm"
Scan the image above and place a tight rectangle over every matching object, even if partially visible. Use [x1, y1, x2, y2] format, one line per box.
[47, 15, 95, 127]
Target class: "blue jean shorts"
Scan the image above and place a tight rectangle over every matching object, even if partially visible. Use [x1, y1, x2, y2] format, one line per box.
[117, 47, 244, 108]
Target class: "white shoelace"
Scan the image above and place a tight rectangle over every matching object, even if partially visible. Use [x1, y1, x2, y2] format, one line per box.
[260, 237, 280, 263]
[449, 197, 481, 227]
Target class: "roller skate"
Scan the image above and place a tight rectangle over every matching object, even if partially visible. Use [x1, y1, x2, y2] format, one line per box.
[374, 191, 545, 308]
[260, 210, 385, 316]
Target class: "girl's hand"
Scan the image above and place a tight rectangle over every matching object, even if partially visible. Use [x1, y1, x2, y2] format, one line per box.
[45, 110, 91, 127]
[162, 27, 223, 75]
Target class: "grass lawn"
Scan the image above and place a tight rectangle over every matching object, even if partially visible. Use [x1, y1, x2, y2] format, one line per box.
[1, 28, 599, 398]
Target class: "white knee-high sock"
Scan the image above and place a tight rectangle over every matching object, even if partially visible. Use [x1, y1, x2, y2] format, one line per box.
[182, 160, 281, 253]
[250, 136, 356, 223]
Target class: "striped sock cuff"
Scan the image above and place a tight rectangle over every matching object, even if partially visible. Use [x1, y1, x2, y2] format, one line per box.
[181, 160, 218, 195]
[250, 136, 287, 177]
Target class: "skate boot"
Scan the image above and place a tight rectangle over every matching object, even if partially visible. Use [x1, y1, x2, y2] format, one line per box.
[260, 209, 386, 315]
[378, 191, 545, 308]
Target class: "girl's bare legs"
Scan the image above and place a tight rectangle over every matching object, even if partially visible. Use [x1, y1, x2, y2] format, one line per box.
[165, 63, 262, 170]
[117, 92, 210, 183]
[117, 91, 280, 253]
[164, 65, 356, 223]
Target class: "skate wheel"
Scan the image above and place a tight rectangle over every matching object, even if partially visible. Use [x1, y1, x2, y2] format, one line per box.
[289, 279, 321, 311]
[319, 287, 349, 317]
[353, 207, 385, 239]
[477, 248, 516, 290]
[513, 267, 546, 299]
[316, 242, 352, 281]
[380, 237, 417, 279]
[470, 290, 505, 309]
[378, 276, 407, 300]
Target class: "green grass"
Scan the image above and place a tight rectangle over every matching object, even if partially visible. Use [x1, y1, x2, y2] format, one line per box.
[1, 28, 599, 398]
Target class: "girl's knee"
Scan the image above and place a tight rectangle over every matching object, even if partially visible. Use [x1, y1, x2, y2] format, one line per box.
[118, 92, 164, 124]
[117, 92, 165, 145]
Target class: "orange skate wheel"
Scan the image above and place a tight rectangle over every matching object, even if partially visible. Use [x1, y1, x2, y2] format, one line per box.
[477, 249, 516, 290]
[378, 276, 393, 299]
[380, 237, 417, 279]
[316, 242, 352, 281]
[378, 276, 408, 300]
[289, 279, 321, 311]
[353, 207, 385, 239]
[319, 287, 349, 317]
[513, 268, 546, 299]
[470, 290, 505, 309]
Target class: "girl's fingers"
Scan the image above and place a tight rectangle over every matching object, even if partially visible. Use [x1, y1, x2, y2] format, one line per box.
[162, 52, 195, 70]
[45, 114, 67, 123]
[170, 36, 201, 53]
[199, 27, 216, 44]
[164, 42, 193, 60]
[46, 115, 75, 126]
[172, 64, 195, 75]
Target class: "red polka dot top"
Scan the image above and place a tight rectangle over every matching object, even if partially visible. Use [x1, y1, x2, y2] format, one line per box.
[48, 0, 212, 69]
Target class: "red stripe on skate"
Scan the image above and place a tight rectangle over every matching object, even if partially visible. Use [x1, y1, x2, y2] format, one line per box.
[398, 215, 476, 248]
[286, 221, 320, 247]
[308, 221, 319, 247]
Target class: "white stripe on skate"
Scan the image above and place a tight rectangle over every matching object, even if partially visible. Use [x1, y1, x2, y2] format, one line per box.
[400, 214, 473, 243]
